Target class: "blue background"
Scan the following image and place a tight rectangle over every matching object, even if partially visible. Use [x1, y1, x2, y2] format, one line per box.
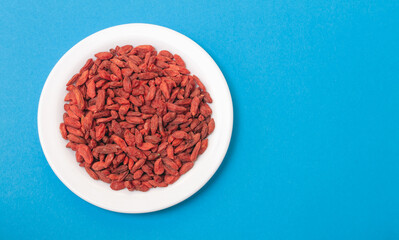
[0, 0, 398, 239]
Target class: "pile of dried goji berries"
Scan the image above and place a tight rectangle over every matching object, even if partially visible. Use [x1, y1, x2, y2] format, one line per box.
[59, 45, 215, 191]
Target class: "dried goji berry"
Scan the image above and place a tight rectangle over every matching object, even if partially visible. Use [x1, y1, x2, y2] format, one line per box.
[61, 45, 214, 191]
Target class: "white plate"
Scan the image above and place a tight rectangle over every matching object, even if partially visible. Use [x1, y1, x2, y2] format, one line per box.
[38, 23, 233, 213]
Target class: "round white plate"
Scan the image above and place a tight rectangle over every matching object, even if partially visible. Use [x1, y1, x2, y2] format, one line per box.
[38, 23, 233, 213]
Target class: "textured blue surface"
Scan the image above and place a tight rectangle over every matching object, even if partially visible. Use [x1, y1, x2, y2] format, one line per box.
[1, 0, 398, 239]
